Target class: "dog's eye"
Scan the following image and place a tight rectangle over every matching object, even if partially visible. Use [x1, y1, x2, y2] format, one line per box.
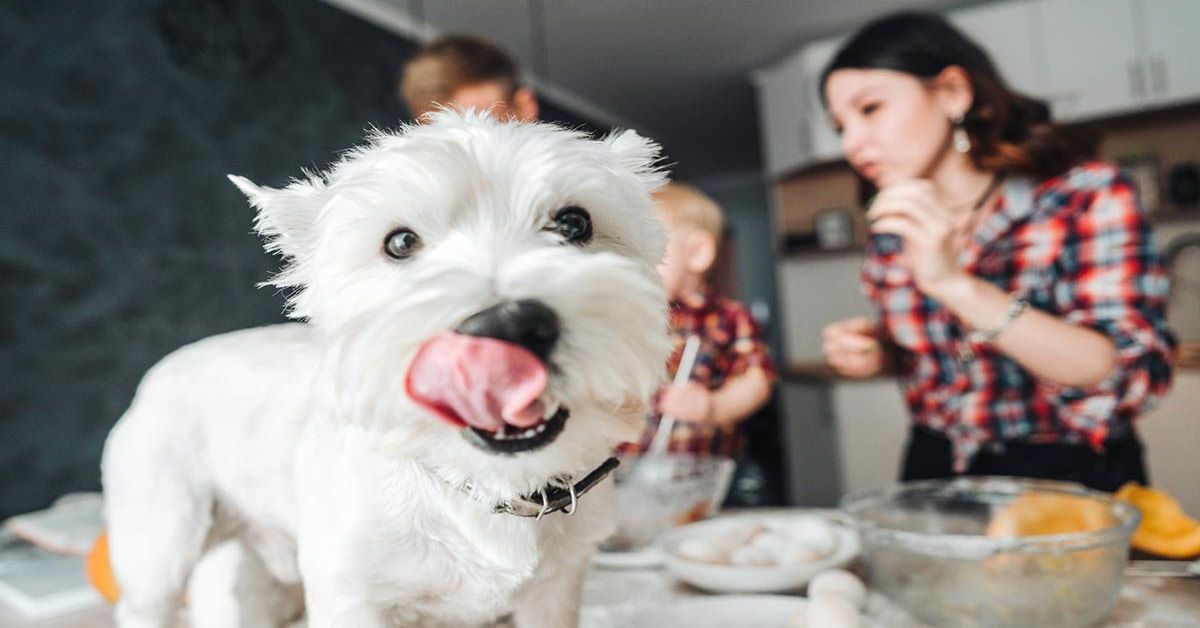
[383, 228, 421, 260]
[553, 207, 592, 244]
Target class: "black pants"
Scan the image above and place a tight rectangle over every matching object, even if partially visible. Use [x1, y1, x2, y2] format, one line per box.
[901, 425, 1149, 493]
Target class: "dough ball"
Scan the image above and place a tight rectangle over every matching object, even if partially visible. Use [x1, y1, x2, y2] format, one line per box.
[805, 594, 861, 628]
[789, 517, 838, 559]
[809, 568, 867, 610]
[674, 538, 728, 564]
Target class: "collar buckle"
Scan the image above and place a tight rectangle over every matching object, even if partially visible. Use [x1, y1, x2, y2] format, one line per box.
[491, 457, 619, 519]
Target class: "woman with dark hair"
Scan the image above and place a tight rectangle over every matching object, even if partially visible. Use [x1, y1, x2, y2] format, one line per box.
[820, 12, 1176, 491]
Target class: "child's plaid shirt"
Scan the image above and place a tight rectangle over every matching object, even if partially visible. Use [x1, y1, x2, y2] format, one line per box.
[864, 162, 1176, 471]
[624, 289, 776, 457]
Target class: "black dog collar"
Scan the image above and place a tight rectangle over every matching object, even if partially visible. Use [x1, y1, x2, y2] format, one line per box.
[493, 457, 620, 519]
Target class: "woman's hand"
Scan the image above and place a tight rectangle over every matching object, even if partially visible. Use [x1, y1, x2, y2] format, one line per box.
[656, 381, 715, 424]
[822, 317, 884, 378]
[867, 180, 972, 301]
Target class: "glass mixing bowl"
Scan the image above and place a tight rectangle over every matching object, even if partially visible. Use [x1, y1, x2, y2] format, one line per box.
[841, 477, 1140, 628]
[600, 454, 735, 552]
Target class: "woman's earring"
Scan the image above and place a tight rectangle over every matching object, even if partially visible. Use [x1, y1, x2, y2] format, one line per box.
[952, 115, 971, 154]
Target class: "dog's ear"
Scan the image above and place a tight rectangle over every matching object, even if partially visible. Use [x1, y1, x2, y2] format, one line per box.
[227, 174, 326, 262]
[603, 129, 668, 196]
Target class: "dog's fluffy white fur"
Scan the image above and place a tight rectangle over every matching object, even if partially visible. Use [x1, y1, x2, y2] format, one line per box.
[101, 110, 671, 628]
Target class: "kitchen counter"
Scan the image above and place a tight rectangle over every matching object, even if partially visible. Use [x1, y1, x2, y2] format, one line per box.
[579, 562, 1200, 627]
[5, 562, 1197, 627]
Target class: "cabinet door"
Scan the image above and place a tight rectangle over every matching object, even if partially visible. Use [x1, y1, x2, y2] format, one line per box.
[754, 51, 810, 177]
[949, 0, 1042, 96]
[1139, 0, 1200, 106]
[832, 380, 909, 497]
[800, 36, 845, 163]
[780, 382, 843, 506]
[1034, 0, 1140, 121]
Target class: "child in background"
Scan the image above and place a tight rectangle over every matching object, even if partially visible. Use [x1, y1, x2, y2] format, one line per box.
[627, 183, 776, 457]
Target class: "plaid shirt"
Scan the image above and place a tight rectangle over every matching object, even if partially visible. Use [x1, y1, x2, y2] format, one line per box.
[864, 162, 1176, 471]
[623, 289, 776, 457]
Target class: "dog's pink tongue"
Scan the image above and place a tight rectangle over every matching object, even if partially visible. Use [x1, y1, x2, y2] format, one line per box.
[405, 332, 547, 431]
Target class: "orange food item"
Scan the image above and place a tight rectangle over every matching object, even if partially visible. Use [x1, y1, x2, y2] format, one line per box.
[985, 492, 1112, 538]
[675, 500, 710, 526]
[1115, 483, 1200, 559]
[86, 531, 120, 603]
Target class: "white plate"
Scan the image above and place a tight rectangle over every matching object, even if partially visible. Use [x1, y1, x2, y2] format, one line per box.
[591, 546, 664, 569]
[657, 512, 860, 594]
[625, 595, 807, 628]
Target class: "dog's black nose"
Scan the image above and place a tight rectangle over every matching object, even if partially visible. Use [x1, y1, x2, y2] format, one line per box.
[455, 299, 560, 363]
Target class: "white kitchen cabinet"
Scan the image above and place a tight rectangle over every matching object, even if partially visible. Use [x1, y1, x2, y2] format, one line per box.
[799, 36, 845, 164]
[777, 254, 872, 364]
[1139, 0, 1200, 108]
[754, 0, 1200, 174]
[754, 51, 809, 177]
[1035, 0, 1141, 120]
[780, 381, 843, 506]
[831, 379, 910, 496]
[949, 0, 1042, 96]
[1035, 0, 1200, 120]
[753, 36, 844, 175]
[1142, 372, 1200, 517]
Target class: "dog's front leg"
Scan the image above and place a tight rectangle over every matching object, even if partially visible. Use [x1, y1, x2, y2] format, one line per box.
[302, 583, 389, 628]
[299, 540, 388, 628]
[509, 549, 590, 628]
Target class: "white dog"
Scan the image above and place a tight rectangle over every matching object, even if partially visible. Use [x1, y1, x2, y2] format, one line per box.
[101, 110, 671, 628]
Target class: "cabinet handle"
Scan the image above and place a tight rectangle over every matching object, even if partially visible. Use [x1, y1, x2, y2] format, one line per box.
[1128, 59, 1146, 99]
[1150, 56, 1168, 96]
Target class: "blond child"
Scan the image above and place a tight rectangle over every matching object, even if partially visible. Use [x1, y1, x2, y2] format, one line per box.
[628, 183, 776, 456]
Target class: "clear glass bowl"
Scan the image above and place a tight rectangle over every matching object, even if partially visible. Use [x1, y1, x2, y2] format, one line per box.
[841, 477, 1140, 628]
[600, 454, 735, 552]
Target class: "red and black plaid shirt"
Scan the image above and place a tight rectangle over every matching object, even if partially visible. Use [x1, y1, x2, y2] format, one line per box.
[865, 162, 1176, 471]
[624, 289, 776, 457]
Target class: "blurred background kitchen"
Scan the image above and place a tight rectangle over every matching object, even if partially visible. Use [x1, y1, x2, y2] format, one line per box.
[3, 0, 1199, 524]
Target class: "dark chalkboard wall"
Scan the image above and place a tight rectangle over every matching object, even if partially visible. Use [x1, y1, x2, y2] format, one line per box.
[0, 0, 596, 518]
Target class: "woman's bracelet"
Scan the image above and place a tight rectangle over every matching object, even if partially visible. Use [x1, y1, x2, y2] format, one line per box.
[957, 297, 1028, 364]
[968, 297, 1029, 345]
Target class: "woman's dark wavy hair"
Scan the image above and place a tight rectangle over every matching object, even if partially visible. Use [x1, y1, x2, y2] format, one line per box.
[820, 11, 1096, 182]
